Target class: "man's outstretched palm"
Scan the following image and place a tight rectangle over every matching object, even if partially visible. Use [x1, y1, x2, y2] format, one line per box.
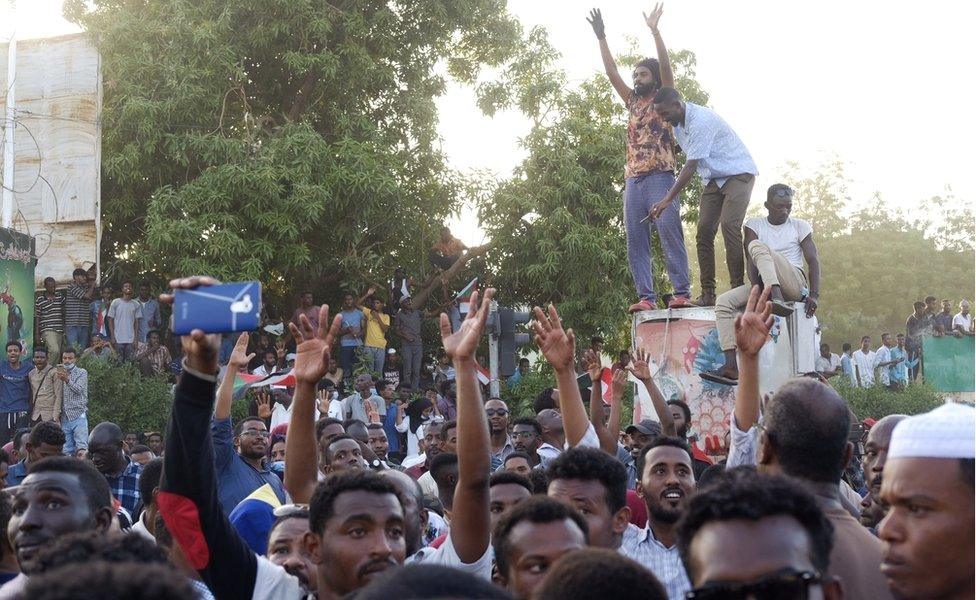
[627, 348, 653, 381]
[532, 304, 575, 371]
[441, 289, 495, 362]
[735, 285, 774, 357]
[289, 305, 342, 385]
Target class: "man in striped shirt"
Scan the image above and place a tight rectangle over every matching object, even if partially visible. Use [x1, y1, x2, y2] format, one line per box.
[64, 269, 95, 352]
[34, 278, 64, 364]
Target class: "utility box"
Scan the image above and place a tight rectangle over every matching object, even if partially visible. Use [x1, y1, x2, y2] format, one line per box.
[631, 305, 819, 440]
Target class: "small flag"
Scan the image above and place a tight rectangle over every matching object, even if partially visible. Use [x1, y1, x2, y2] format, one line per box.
[600, 367, 614, 404]
[476, 362, 490, 386]
[251, 371, 297, 389]
[233, 371, 265, 400]
[455, 277, 478, 313]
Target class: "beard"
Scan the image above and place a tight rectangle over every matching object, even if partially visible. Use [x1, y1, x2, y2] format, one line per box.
[649, 503, 683, 524]
[634, 81, 657, 97]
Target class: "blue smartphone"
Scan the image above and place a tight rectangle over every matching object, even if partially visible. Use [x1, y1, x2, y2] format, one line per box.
[172, 281, 262, 335]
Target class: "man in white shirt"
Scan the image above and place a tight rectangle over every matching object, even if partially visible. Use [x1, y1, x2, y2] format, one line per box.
[952, 300, 973, 336]
[814, 343, 842, 378]
[701, 184, 821, 385]
[852, 336, 878, 387]
[874, 333, 903, 388]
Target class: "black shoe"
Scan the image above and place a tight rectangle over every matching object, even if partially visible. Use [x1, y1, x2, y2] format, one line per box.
[693, 293, 716, 307]
[700, 370, 738, 386]
[770, 300, 795, 317]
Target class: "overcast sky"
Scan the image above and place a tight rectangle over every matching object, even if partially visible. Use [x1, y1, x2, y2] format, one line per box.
[8, 1, 975, 246]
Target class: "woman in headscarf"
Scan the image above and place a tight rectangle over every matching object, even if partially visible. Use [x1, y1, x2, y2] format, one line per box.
[396, 395, 434, 461]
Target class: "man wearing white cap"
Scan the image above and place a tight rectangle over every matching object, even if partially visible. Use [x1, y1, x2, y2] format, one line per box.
[879, 402, 975, 600]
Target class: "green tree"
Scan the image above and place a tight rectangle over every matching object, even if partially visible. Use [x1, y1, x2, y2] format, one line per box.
[64, 0, 529, 308]
[476, 32, 710, 347]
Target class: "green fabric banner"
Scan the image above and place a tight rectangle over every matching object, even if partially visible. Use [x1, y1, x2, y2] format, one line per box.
[923, 336, 975, 392]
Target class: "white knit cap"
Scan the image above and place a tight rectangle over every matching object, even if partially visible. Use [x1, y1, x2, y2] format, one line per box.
[888, 402, 976, 460]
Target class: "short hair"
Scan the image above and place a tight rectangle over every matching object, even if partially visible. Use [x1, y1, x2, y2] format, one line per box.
[30, 531, 169, 575]
[439, 420, 457, 441]
[590, 336, 604, 346]
[913, 301, 926, 311]
[635, 436, 693, 478]
[527, 469, 550, 494]
[924, 295, 937, 303]
[429, 452, 459, 485]
[322, 434, 357, 463]
[72, 268, 88, 278]
[30, 421, 66, 449]
[315, 417, 344, 441]
[23, 561, 195, 600]
[33, 347, 48, 357]
[767, 183, 795, 201]
[309, 470, 403, 535]
[666, 399, 692, 425]
[493, 496, 589, 578]
[62, 347, 77, 357]
[44, 277, 56, 284]
[677, 467, 834, 581]
[503, 451, 533, 467]
[764, 378, 850, 483]
[490, 471, 533, 495]
[533, 388, 557, 412]
[355, 564, 514, 600]
[233, 416, 266, 437]
[13, 427, 31, 452]
[138, 458, 164, 510]
[376, 379, 394, 393]
[534, 548, 667, 600]
[269, 506, 311, 540]
[5, 341, 21, 351]
[130, 444, 151, 455]
[27, 456, 113, 512]
[652, 86, 682, 104]
[842, 343, 851, 352]
[511, 416, 542, 436]
[366, 423, 385, 432]
[881, 332, 892, 340]
[547, 447, 627, 514]
[861, 335, 871, 342]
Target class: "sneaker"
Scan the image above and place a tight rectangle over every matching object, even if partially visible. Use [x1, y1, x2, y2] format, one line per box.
[628, 299, 655, 313]
[668, 295, 693, 309]
[693, 293, 716, 307]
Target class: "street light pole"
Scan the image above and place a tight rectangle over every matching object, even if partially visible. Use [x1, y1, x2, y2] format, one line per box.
[1, 0, 16, 229]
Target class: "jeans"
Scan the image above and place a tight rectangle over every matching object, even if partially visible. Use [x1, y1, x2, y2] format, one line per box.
[624, 172, 690, 303]
[65, 326, 89, 353]
[402, 345, 423, 390]
[364, 346, 385, 375]
[339, 346, 358, 379]
[62, 413, 90, 455]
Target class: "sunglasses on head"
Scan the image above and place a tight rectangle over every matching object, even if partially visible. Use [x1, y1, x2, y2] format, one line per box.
[770, 186, 794, 199]
[686, 569, 821, 600]
[486, 408, 509, 416]
[273, 504, 310, 518]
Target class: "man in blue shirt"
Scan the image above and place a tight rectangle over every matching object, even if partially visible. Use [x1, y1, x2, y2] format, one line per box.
[5, 421, 65, 488]
[650, 87, 759, 306]
[212, 415, 286, 515]
[136, 282, 161, 343]
[0, 342, 32, 446]
[338, 294, 365, 383]
[375, 379, 402, 463]
[840, 343, 857, 387]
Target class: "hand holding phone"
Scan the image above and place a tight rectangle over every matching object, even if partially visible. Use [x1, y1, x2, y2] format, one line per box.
[172, 281, 262, 335]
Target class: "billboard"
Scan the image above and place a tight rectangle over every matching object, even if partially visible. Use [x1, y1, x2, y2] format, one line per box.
[632, 306, 819, 440]
[922, 336, 975, 393]
[0, 228, 36, 355]
[0, 33, 101, 288]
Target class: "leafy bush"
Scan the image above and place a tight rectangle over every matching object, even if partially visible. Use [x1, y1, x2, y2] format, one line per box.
[833, 379, 944, 420]
[501, 366, 635, 426]
[80, 357, 174, 435]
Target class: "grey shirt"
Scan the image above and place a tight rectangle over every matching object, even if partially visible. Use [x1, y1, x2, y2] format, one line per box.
[107, 298, 141, 344]
[396, 309, 422, 347]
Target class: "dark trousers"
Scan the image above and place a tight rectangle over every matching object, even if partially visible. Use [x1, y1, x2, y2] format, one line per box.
[696, 174, 755, 294]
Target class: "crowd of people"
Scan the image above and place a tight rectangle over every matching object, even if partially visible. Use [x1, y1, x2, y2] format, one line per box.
[814, 296, 974, 389]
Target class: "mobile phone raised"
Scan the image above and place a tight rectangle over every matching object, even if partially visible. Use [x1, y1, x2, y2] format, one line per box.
[172, 281, 262, 335]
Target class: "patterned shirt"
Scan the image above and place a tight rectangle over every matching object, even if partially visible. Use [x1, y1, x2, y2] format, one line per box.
[620, 523, 691, 600]
[489, 437, 515, 471]
[625, 93, 676, 178]
[673, 101, 758, 187]
[134, 343, 173, 376]
[60, 365, 88, 421]
[65, 283, 92, 327]
[34, 293, 64, 333]
[104, 458, 143, 515]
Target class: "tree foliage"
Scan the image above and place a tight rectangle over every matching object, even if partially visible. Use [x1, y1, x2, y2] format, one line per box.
[65, 0, 528, 308]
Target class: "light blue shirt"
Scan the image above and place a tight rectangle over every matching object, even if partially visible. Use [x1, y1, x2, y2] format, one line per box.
[674, 101, 757, 187]
[841, 353, 856, 386]
[137, 297, 161, 342]
[889, 346, 909, 384]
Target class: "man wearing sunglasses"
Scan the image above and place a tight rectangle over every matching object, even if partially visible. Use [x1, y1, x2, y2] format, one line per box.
[677, 468, 842, 600]
[486, 398, 514, 471]
[702, 183, 822, 386]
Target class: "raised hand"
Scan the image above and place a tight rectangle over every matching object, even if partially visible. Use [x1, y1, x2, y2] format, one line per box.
[735, 285, 774, 357]
[440, 289, 496, 363]
[316, 389, 332, 414]
[643, 3, 664, 30]
[627, 347, 653, 381]
[586, 8, 606, 39]
[288, 304, 343, 386]
[255, 390, 273, 420]
[532, 304, 576, 372]
[583, 348, 602, 382]
[275, 339, 287, 361]
[159, 276, 222, 374]
[229, 332, 255, 370]
[610, 367, 629, 403]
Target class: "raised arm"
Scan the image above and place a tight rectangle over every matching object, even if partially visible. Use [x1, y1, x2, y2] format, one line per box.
[532, 304, 590, 447]
[285, 305, 343, 504]
[355, 284, 378, 309]
[644, 3, 674, 88]
[626, 347, 676, 436]
[587, 9, 631, 103]
[215, 333, 254, 421]
[734, 286, 773, 432]
[440, 288, 495, 563]
[800, 235, 820, 318]
[584, 349, 615, 454]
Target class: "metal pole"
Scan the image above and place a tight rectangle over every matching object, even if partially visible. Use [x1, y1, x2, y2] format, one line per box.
[2, 3, 15, 229]
[489, 300, 500, 398]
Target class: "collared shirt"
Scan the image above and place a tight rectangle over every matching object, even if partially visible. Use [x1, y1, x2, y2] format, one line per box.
[673, 101, 757, 187]
[212, 416, 286, 515]
[134, 343, 172, 375]
[620, 523, 691, 600]
[342, 392, 386, 423]
[840, 354, 856, 387]
[137, 297, 161, 341]
[28, 365, 63, 422]
[104, 458, 143, 515]
[490, 436, 515, 471]
[5, 460, 27, 488]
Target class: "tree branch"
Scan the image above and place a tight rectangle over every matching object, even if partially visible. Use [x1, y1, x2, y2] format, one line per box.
[411, 243, 492, 309]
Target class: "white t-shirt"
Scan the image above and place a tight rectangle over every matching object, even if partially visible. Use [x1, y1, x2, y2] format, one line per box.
[744, 217, 813, 270]
[851, 349, 877, 387]
[814, 353, 842, 374]
[407, 529, 494, 580]
[953, 312, 972, 332]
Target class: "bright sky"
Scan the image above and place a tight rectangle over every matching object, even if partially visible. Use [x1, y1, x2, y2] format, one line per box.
[8, 1, 976, 247]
